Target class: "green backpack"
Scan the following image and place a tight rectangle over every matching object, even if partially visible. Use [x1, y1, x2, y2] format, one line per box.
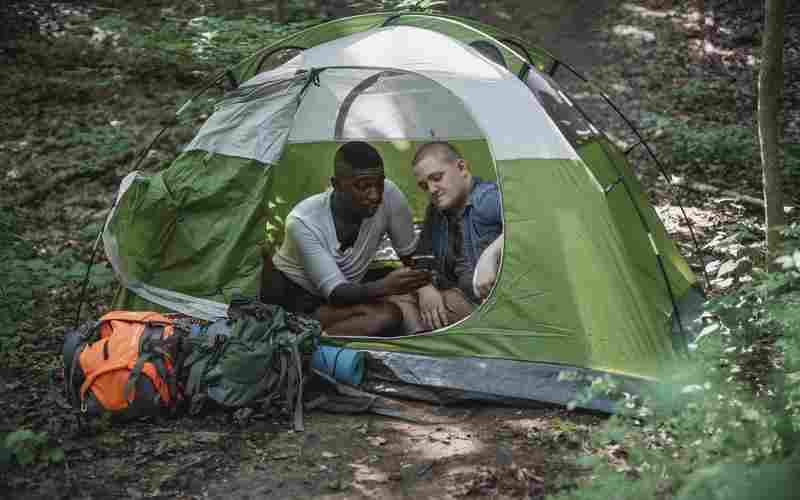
[183, 297, 321, 430]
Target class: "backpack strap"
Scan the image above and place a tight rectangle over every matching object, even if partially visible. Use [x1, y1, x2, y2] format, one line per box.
[285, 329, 316, 432]
[64, 320, 102, 410]
[184, 334, 227, 402]
[98, 311, 173, 325]
[290, 341, 305, 432]
[124, 324, 172, 407]
[79, 359, 133, 408]
[68, 343, 87, 409]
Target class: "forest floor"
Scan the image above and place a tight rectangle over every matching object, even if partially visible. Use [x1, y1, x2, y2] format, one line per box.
[1, 0, 799, 498]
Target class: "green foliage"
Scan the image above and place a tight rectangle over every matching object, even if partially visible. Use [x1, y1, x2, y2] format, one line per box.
[94, 13, 317, 70]
[1, 430, 64, 469]
[649, 114, 759, 168]
[649, 114, 800, 177]
[62, 127, 134, 175]
[785, 144, 800, 177]
[555, 229, 800, 499]
[387, 0, 448, 12]
[670, 79, 738, 114]
[186, 15, 317, 67]
[0, 209, 114, 356]
[264, 195, 290, 253]
[562, 373, 624, 412]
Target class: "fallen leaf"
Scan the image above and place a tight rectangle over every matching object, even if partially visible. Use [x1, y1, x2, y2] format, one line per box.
[367, 436, 387, 446]
[193, 431, 225, 444]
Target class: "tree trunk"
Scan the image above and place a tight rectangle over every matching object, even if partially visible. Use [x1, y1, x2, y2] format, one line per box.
[275, 0, 288, 23]
[319, 0, 353, 19]
[758, 0, 786, 270]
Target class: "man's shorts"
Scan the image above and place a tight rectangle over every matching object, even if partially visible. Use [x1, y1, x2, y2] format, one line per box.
[260, 265, 324, 315]
[387, 287, 476, 334]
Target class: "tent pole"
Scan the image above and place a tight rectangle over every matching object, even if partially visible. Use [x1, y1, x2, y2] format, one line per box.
[613, 162, 690, 355]
[73, 71, 227, 328]
[547, 59, 710, 291]
[516, 61, 691, 352]
[254, 45, 307, 75]
[498, 37, 536, 67]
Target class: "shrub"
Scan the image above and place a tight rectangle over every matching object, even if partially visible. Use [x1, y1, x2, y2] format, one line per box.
[0, 209, 114, 359]
[553, 227, 800, 500]
[0, 430, 64, 469]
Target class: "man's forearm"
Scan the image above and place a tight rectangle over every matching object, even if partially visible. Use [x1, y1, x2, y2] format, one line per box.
[328, 281, 389, 306]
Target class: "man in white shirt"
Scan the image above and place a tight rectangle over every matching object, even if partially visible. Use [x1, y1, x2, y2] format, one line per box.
[260, 141, 430, 337]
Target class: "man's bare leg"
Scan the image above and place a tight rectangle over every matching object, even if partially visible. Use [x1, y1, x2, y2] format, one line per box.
[441, 288, 475, 325]
[383, 293, 425, 335]
[314, 301, 403, 337]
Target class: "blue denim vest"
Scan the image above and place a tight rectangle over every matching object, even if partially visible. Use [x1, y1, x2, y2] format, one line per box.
[431, 177, 502, 271]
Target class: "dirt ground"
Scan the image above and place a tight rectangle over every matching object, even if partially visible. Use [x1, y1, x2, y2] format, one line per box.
[0, 391, 599, 499]
[3, 0, 795, 498]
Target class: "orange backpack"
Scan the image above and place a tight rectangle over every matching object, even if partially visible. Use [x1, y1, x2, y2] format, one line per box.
[63, 312, 187, 419]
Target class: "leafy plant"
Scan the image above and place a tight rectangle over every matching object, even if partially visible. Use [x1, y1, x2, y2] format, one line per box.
[654, 116, 759, 168]
[94, 13, 317, 70]
[670, 79, 738, 114]
[0, 209, 114, 358]
[555, 227, 800, 500]
[1, 430, 64, 468]
[639, 111, 800, 178]
[385, 0, 447, 12]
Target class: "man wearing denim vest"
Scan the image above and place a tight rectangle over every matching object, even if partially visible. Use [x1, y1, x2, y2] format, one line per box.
[260, 141, 431, 337]
[405, 141, 503, 331]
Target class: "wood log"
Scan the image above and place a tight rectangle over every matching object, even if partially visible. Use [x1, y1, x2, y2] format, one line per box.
[669, 176, 765, 207]
[670, 177, 795, 214]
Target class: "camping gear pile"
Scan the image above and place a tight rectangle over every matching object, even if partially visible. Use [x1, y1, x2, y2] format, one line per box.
[92, 12, 705, 412]
[63, 297, 321, 429]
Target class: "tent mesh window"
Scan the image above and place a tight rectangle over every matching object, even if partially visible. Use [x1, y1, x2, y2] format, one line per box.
[524, 70, 599, 148]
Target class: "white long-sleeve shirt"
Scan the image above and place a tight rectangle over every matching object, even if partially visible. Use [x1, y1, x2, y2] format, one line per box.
[273, 179, 417, 299]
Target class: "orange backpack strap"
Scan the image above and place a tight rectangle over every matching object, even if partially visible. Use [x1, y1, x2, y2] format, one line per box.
[99, 311, 173, 325]
[63, 320, 103, 409]
[97, 312, 174, 340]
[123, 324, 179, 408]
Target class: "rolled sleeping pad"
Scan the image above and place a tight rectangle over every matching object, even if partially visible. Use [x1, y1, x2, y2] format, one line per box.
[310, 346, 366, 386]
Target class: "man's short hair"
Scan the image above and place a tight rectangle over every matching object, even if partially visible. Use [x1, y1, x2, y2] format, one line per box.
[412, 141, 462, 167]
[334, 141, 384, 178]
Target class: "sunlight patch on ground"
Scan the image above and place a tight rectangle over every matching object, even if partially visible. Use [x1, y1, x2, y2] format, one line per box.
[386, 421, 485, 461]
[349, 462, 390, 486]
[620, 3, 675, 19]
[503, 418, 545, 432]
[91, 27, 121, 44]
[691, 39, 758, 67]
[612, 25, 656, 43]
[654, 202, 720, 239]
[348, 463, 396, 498]
[610, 82, 633, 94]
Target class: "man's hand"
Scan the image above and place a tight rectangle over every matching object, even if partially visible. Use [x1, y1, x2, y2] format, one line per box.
[418, 285, 448, 330]
[381, 267, 431, 296]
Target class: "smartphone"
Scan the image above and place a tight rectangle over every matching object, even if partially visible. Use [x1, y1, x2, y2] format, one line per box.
[411, 254, 435, 271]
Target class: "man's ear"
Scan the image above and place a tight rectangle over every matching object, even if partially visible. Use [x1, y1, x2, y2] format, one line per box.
[457, 159, 470, 174]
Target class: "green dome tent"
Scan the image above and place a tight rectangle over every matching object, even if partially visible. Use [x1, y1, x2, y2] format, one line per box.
[103, 12, 703, 411]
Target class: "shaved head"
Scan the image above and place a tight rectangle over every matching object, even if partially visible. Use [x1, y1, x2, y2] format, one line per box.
[411, 141, 472, 212]
[412, 141, 462, 168]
